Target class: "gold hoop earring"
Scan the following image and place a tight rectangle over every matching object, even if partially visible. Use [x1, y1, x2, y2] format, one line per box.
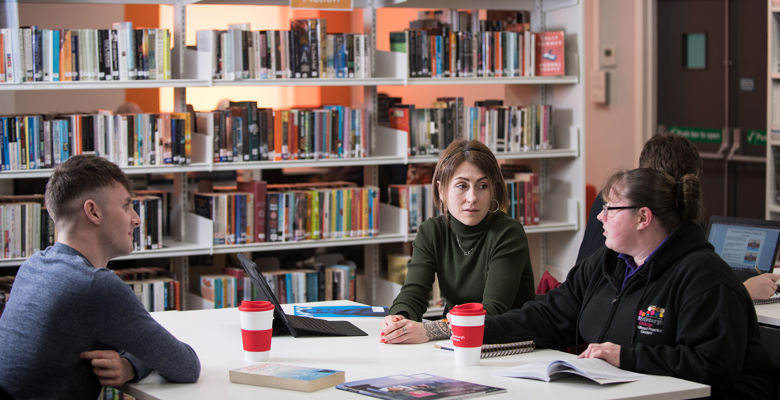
[489, 199, 500, 213]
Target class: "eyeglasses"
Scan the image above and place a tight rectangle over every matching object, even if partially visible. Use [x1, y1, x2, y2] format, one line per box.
[601, 204, 640, 219]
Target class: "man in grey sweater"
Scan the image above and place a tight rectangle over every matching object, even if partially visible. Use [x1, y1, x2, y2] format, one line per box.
[0, 155, 200, 399]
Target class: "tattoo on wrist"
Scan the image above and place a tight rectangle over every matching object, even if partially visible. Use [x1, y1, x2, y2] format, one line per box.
[424, 320, 451, 340]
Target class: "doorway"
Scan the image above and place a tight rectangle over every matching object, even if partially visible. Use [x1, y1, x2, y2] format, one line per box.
[656, 0, 767, 220]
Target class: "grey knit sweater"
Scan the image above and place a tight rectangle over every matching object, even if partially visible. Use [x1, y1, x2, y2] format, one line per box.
[0, 243, 200, 399]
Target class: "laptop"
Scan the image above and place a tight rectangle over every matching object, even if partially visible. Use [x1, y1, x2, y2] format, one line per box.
[706, 216, 780, 282]
[237, 253, 368, 337]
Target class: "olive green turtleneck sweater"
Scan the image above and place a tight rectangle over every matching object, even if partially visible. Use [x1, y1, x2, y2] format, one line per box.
[389, 211, 535, 321]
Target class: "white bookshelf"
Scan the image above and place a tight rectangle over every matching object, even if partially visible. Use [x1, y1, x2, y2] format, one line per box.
[0, 0, 585, 310]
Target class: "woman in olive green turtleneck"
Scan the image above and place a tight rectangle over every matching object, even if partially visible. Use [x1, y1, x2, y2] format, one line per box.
[380, 139, 535, 344]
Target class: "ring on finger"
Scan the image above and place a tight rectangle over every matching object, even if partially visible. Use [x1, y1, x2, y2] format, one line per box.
[402, 325, 407, 334]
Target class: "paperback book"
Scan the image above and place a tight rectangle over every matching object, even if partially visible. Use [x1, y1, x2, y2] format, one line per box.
[494, 358, 645, 385]
[336, 373, 505, 399]
[434, 340, 535, 358]
[229, 363, 345, 392]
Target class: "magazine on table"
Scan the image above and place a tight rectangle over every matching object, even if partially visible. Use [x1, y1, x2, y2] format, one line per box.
[336, 373, 506, 399]
[495, 358, 645, 385]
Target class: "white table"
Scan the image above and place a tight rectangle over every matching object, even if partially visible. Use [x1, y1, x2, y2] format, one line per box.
[124, 302, 709, 400]
[755, 302, 780, 326]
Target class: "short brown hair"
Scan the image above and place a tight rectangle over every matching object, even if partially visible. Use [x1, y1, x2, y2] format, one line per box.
[432, 140, 508, 218]
[639, 133, 702, 179]
[45, 155, 131, 222]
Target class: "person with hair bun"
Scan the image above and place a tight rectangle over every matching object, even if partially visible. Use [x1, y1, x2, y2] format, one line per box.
[577, 132, 779, 299]
[483, 168, 773, 399]
[380, 139, 535, 345]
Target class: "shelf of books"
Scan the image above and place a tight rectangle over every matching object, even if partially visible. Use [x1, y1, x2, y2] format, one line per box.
[0, 0, 584, 315]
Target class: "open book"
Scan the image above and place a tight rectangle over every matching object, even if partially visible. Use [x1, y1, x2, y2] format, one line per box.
[495, 358, 645, 385]
[434, 340, 535, 359]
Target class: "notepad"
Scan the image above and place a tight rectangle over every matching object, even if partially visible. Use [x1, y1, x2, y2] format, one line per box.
[434, 340, 535, 358]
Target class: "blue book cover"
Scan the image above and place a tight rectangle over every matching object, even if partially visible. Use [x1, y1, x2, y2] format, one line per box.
[293, 305, 388, 318]
[1, 118, 8, 170]
[285, 272, 294, 304]
[52, 30, 60, 81]
[305, 271, 318, 302]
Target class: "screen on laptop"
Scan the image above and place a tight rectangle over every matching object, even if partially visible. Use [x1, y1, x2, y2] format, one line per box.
[706, 216, 780, 274]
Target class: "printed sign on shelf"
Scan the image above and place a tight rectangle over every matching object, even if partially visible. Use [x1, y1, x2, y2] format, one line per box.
[290, 0, 352, 10]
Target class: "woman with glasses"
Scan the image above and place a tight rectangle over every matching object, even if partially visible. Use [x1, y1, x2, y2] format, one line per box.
[482, 167, 772, 399]
[380, 139, 535, 345]
[577, 133, 779, 300]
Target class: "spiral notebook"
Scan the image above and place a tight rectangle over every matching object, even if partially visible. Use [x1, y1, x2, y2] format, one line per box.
[434, 340, 535, 358]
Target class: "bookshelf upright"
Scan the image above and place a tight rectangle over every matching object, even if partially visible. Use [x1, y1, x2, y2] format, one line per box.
[768, 0, 780, 220]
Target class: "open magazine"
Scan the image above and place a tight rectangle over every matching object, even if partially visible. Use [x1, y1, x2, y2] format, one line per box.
[495, 358, 645, 385]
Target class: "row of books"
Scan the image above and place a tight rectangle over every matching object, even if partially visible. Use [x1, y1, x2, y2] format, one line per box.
[199, 274, 239, 309]
[193, 192, 256, 246]
[0, 191, 168, 260]
[196, 19, 371, 80]
[390, 29, 564, 78]
[408, 9, 532, 36]
[387, 98, 553, 156]
[194, 103, 368, 163]
[262, 264, 357, 304]
[225, 261, 357, 304]
[1, 23, 171, 83]
[114, 267, 181, 312]
[266, 184, 380, 243]
[0, 111, 192, 171]
[0, 199, 54, 259]
[387, 184, 439, 233]
[506, 173, 540, 226]
[131, 195, 165, 251]
[192, 181, 380, 245]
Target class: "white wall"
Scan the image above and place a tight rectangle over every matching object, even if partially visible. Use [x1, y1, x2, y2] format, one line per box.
[584, 0, 647, 193]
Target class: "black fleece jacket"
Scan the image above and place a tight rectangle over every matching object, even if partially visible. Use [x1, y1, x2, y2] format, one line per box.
[485, 222, 773, 399]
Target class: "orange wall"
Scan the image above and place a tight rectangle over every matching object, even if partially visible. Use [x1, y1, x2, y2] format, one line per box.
[124, 5, 160, 112]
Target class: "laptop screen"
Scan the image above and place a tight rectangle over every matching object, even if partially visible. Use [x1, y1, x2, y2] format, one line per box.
[706, 216, 780, 274]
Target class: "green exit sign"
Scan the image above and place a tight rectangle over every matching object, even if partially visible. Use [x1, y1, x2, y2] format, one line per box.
[746, 129, 767, 146]
[667, 126, 722, 143]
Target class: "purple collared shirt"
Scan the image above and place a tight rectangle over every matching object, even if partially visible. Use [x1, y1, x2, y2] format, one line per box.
[617, 238, 668, 289]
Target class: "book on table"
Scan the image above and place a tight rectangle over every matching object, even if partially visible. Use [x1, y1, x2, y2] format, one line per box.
[494, 357, 645, 385]
[434, 340, 535, 358]
[292, 305, 389, 318]
[229, 363, 345, 392]
[336, 373, 505, 399]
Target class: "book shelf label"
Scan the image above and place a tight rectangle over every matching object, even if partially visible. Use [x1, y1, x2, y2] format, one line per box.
[290, 0, 352, 10]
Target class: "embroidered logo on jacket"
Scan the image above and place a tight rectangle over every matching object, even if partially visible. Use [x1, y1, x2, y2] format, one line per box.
[636, 305, 665, 335]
